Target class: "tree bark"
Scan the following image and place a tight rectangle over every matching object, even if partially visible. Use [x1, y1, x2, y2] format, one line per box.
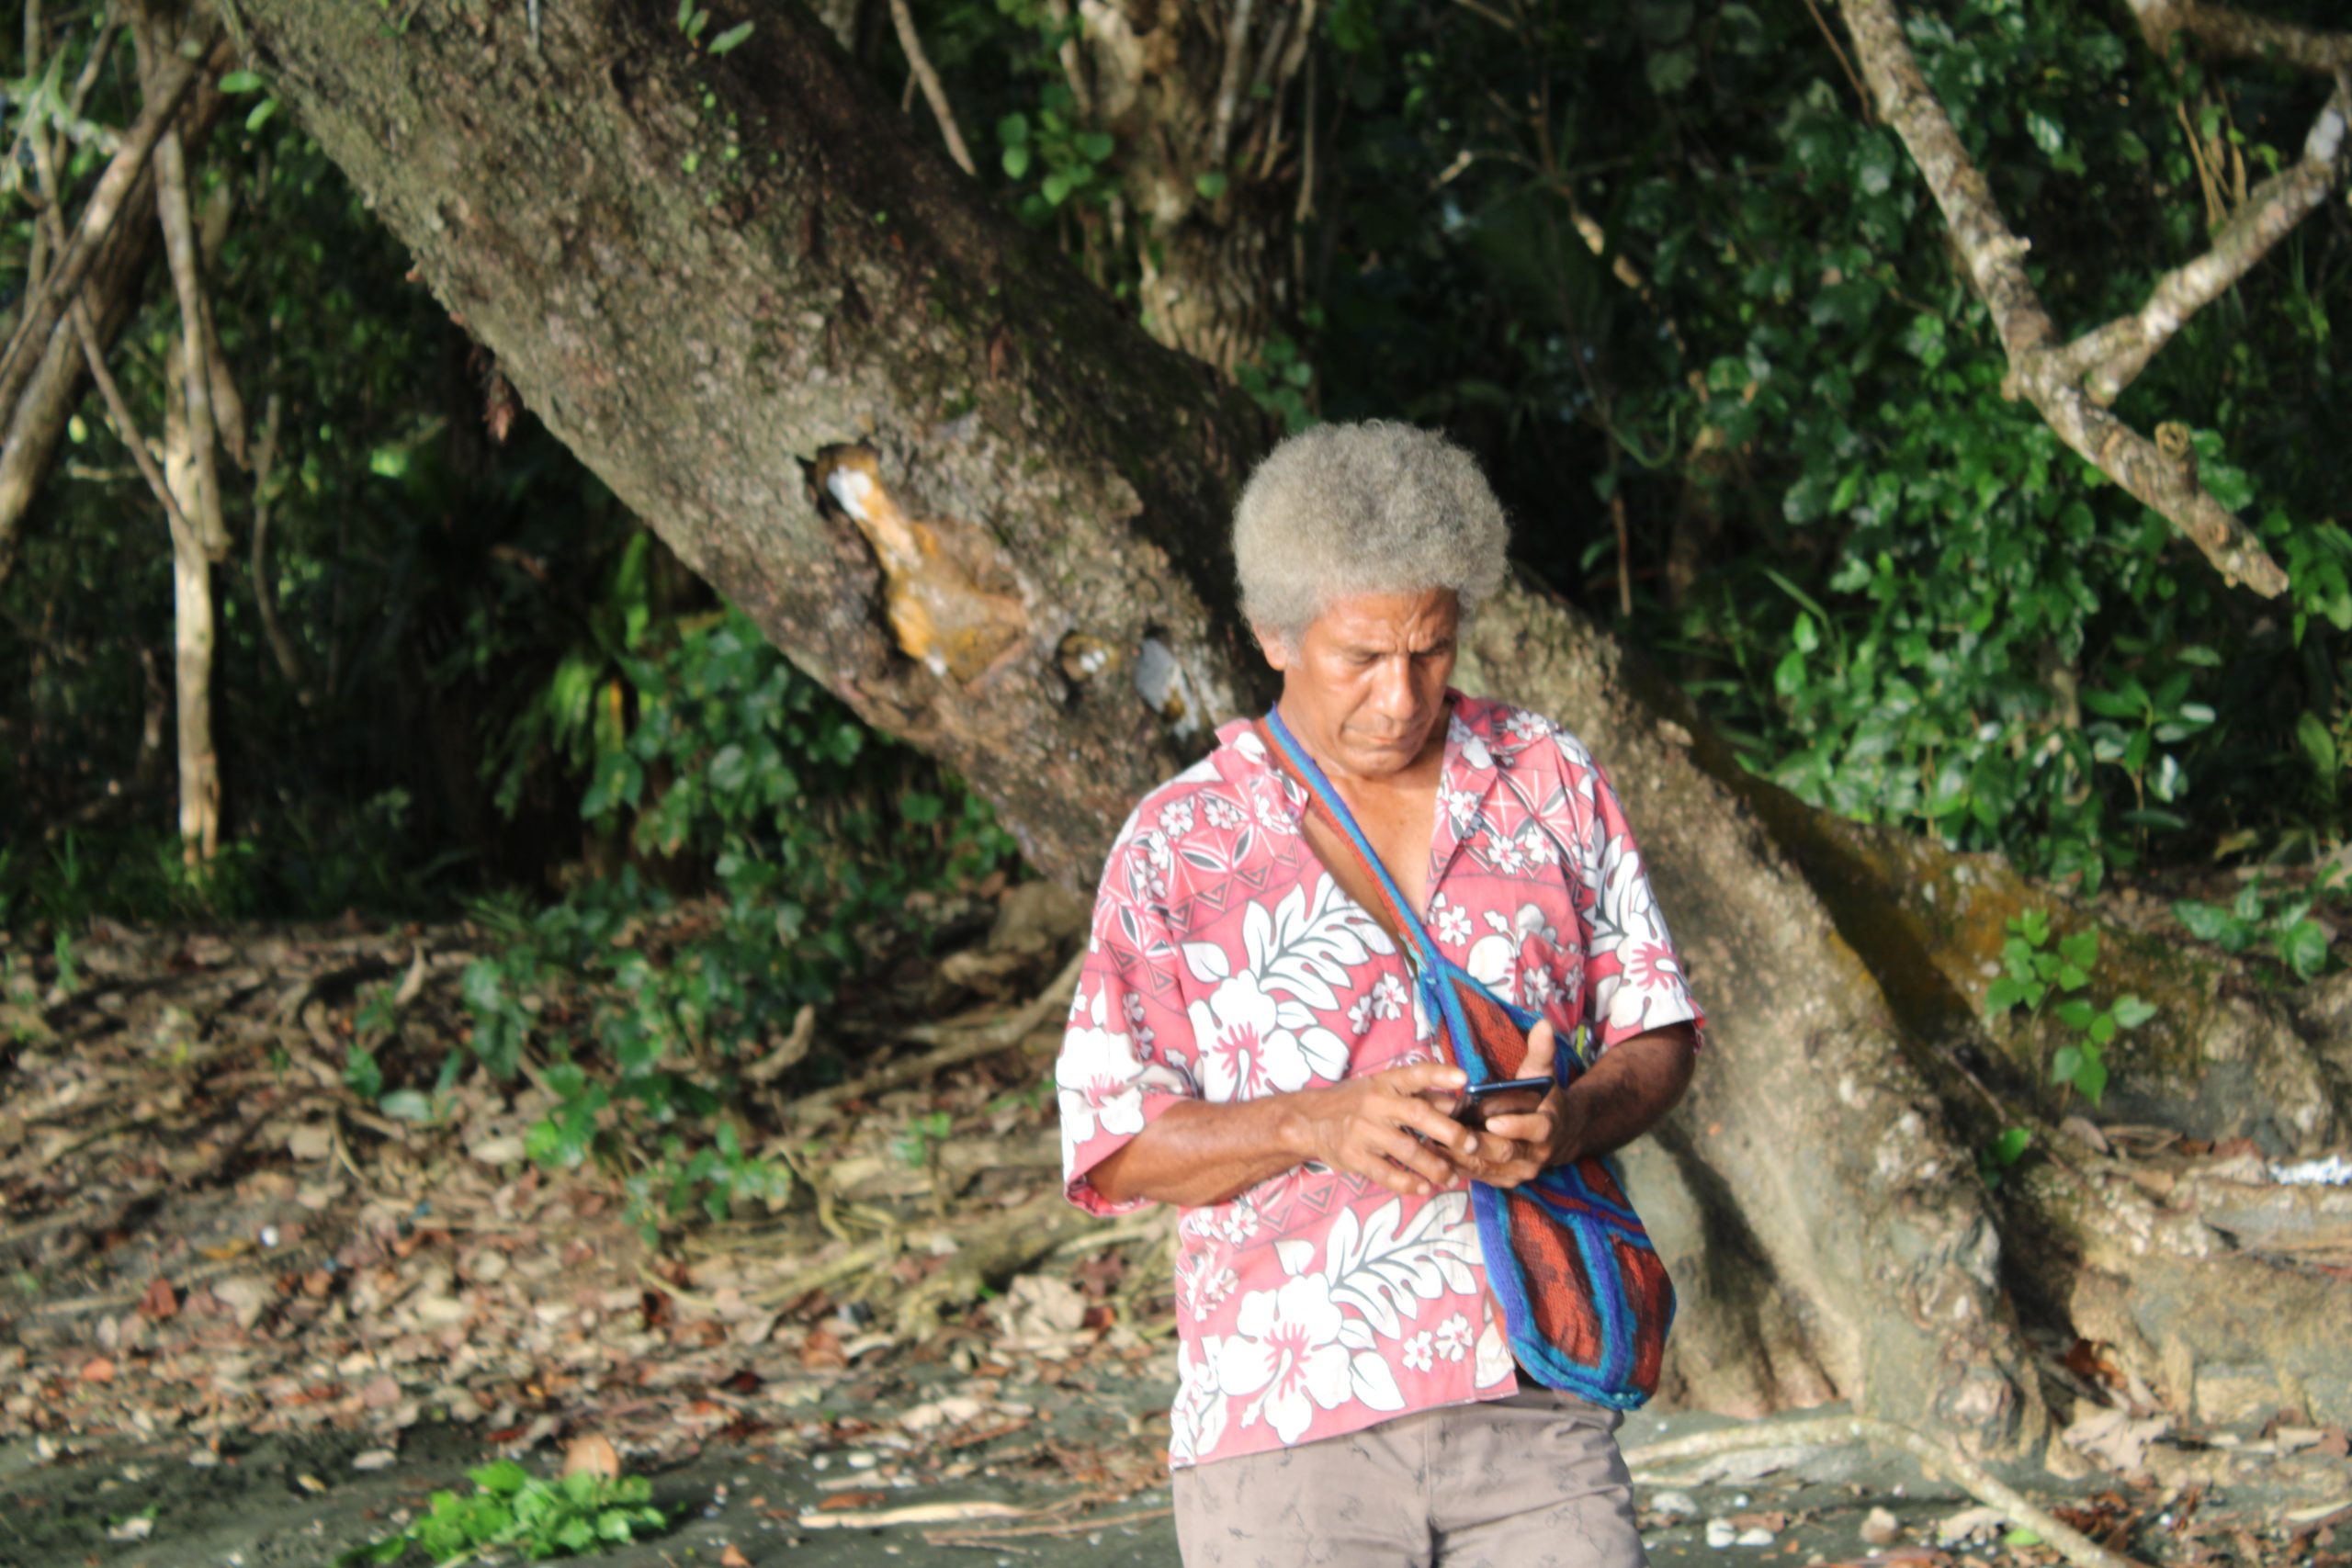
[222, 0, 2351, 1451]
[1070, 0, 1314, 373]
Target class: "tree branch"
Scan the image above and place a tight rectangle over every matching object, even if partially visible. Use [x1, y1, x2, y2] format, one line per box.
[2124, 0, 2352, 73]
[1834, 0, 2290, 597]
[886, 0, 977, 176]
[0, 39, 212, 432]
[153, 120, 232, 561]
[2060, 83, 2349, 403]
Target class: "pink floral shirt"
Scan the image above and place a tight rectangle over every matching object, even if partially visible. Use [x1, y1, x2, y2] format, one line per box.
[1057, 694, 1704, 1468]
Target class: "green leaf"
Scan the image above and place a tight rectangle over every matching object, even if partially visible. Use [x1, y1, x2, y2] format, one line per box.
[1194, 170, 1229, 200]
[379, 1089, 434, 1123]
[2172, 900, 2245, 947]
[1077, 130, 1114, 163]
[2054, 998, 2096, 1032]
[2112, 995, 2158, 1029]
[1990, 1126, 2030, 1167]
[1645, 45, 1698, 96]
[2057, 928, 2098, 970]
[2052, 1043, 2083, 1085]
[2298, 711, 2338, 778]
[245, 97, 279, 133]
[220, 70, 266, 94]
[468, 1461, 532, 1495]
[1001, 143, 1032, 178]
[708, 19, 754, 53]
[2007, 1529, 2045, 1549]
[344, 1044, 384, 1102]
[2276, 919, 2332, 981]
[2075, 1045, 2109, 1105]
[1984, 976, 2031, 1016]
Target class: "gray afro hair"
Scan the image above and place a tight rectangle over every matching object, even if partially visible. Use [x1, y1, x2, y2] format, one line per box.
[1232, 421, 1510, 649]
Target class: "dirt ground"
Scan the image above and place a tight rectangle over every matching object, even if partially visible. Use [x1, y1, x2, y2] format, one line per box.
[3, 916, 2348, 1568]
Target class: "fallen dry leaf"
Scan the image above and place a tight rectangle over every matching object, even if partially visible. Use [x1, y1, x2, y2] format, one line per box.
[819, 1490, 891, 1510]
[79, 1357, 116, 1383]
[562, 1432, 621, 1480]
[718, 1548, 751, 1568]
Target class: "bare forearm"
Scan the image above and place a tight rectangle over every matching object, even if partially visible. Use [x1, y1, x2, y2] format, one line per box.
[1087, 1097, 1314, 1208]
[1555, 1024, 1697, 1162]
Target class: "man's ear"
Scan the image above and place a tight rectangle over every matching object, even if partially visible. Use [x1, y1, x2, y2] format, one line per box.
[1252, 623, 1293, 671]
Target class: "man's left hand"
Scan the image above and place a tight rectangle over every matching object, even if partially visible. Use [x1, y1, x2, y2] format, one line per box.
[1449, 1019, 1586, 1190]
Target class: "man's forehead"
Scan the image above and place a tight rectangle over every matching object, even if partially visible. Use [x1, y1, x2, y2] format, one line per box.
[1315, 592, 1459, 650]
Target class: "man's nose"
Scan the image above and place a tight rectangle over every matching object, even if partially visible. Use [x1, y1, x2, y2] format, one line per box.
[1372, 654, 1421, 718]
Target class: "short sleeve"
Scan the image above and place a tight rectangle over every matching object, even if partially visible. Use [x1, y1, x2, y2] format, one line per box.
[1057, 813, 1202, 1215]
[1573, 754, 1706, 1055]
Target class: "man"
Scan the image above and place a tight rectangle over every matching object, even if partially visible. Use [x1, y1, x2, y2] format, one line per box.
[1056, 421, 1702, 1565]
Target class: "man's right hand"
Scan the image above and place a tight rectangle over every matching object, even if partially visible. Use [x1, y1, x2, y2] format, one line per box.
[1295, 1061, 1477, 1197]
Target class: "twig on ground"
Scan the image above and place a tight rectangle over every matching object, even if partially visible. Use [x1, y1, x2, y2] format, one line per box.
[1623, 1414, 2153, 1568]
[784, 950, 1081, 1123]
[925, 1504, 1175, 1546]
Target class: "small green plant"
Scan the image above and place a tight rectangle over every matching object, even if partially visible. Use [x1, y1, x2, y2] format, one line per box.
[51, 928, 79, 998]
[336, 1461, 665, 1565]
[2172, 868, 2345, 982]
[1982, 909, 2156, 1107]
[894, 1110, 954, 1168]
[1977, 1125, 2031, 1190]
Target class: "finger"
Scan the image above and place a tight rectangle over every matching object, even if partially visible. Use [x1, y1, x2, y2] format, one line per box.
[1368, 1128, 1461, 1192]
[1382, 1060, 1470, 1095]
[1521, 1018, 1557, 1078]
[1393, 1096, 1482, 1159]
[1482, 1108, 1555, 1148]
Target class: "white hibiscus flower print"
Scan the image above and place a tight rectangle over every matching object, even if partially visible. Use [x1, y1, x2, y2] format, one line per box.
[1218, 1273, 1358, 1445]
[1434, 1312, 1472, 1363]
[1203, 795, 1244, 831]
[1401, 1332, 1435, 1372]
[1433, 897, 1474, 948]
[1170, 1335, 1230, 1467]
[1371, 972, 1408, 1021]
[1159, 798, 1196, 838]
[1347, 992, 1376, 1037]
[1442, 788, 1483, 834]
[1474, 1314, 1515, 1387]
[1187, 970, 1350, 1102]
[1505, 709, 1552, 741]
[1487, 833, 1527, 875]
[1056, 983, 1147, 1150]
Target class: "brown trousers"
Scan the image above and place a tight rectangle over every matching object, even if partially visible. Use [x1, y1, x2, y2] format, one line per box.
[1170, 1387, 1647, 1567]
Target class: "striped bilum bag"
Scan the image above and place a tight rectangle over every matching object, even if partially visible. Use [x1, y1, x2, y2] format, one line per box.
[1257, 708, 1675, 1406]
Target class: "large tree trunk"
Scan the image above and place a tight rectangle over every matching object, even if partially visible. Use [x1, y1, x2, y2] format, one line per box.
[223, 0, 2350, 1454]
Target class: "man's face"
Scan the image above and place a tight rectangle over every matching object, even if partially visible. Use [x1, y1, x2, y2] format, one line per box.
[1261, 589, 1460, 783]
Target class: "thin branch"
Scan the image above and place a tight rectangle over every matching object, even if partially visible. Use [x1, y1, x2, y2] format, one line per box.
[1210, 0, 1260, 167]
[1623, 1416, 2153, 1568]
[2060, 84, 2349, 402]
[2125, 0, 2352, 74]
[1833, 0, 2290, 597]
[28, 149, 201, 557]
[0, 41, 209, 430]
[247, 393, 313, 705]
[1801, 0, 1874, 122]
[886, 0, 976, 176]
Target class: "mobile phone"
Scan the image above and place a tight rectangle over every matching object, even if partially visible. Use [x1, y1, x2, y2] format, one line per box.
[1453, 1077, 1554, 1130]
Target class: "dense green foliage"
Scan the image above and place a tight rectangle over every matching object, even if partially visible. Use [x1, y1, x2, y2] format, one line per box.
[336, 1461, 666, 1565]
